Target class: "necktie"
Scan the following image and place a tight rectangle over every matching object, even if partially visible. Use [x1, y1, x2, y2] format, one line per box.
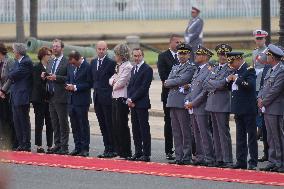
[51, 58, 58, 74]
[218, 66, 222, 72]
[74, 67, 78, 79]
[135, 65, 138, 74]
[97, 59, 102, 70]
[174, 53, 179, 65]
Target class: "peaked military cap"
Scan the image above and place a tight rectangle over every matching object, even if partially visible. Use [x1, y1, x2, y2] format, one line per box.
[192, 6, 200, 13]
[195, 45, 214, 57]
[266, 44, 284, 58]
[225, 52, 244, 64]
[177, 43, 192, 54]
[215, 43, 232, 55]
[253, 29, 268, 38]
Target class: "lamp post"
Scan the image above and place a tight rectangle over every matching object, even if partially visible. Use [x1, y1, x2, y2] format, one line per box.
[279, 0, 284, 46]
[261, 0, 271, 45]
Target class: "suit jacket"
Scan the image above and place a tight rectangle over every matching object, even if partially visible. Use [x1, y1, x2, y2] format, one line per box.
[204, 64, 233, 113]
[184, 16, 203, 47]
[31, 63, 48, 103]
[91, 56, 116, 106]
[258, 63, 284, 115]
[109, 61, 133, 98]
[157, 49, 179, 103]
[8, 55, 33, 106]
[229, 62, 256, 114]
[46, 56, 68, 103]
[127, 62, 153, 109]
[0, 55, 15, 93]
[165, 62, 195, 108]
[185, 64, 210, 115]
[66, 60, 92, 106]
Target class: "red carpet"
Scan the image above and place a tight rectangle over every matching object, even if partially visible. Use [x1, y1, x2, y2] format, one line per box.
[1, 151, 284, 186]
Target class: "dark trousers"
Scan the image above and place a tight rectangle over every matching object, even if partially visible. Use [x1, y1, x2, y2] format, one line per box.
[262, 116, 269, 157]
[12, 104, 31, 149]
[49, 101, 69, 150]
[69, 105, 90, 152]
[94, 102, 114, 152]
[33, 102, 53, 147]
[131, 108, 151, 156]
[235, 114, 258, 166]
[162, 101, 173, 155]
[0, 96, 17, 149]
[111, 98, 131, 157]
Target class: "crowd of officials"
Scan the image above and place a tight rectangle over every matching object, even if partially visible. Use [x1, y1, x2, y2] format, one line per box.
[0, 28, 284, 173]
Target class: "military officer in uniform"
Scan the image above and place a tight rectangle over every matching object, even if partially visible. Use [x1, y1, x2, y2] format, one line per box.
[184, 7, 203, 62]
[184, 45, 214, 166]
[164, 43, 196, 165]
[226, 52, 258, 170]
[252, 30, 269, 162]
[203, 44, 233, 167]
[258, 44, 284, 173]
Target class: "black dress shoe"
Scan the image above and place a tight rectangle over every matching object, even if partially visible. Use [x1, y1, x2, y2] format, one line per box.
[137, 156, 150, 162]
[180, 160, 192, 165]
[219, 162, 234, 168]
[69, 149, 81, 156]
[126, 154, 142, 161]
[259, 164, 276, 171]
[36, 148, 45, 153]
[276, 167, 284, 173]
[56, 149, 69, 155]
[168, 160, 182, 165]
[230, 163, 247, 170]
[248, 164, 257, 170]
[191, 160, 206, 166]
[16, 146, 24, 151]
[107, 152, 117, 158]
[166, 153, 175, 160]
[258, 156, 268, 162]
[78, 151, 89, 157]
[46, 146, 60, 154]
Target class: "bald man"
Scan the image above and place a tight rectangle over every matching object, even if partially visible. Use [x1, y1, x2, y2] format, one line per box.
[91, 41, 117, 158]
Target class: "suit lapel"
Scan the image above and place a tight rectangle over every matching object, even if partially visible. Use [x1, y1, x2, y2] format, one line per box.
[166, 50, 175, 65]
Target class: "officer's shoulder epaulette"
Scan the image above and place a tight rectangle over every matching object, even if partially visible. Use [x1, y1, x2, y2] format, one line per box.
[247, 66, 254, 70]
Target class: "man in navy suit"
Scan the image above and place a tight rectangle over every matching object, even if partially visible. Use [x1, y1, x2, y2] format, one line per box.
[91, 41, 116, 158]
[8, 43, 33, 151]
[66, 51, 92, 157]
[226, 52, 258, 170]
[127, 48, 153, 162]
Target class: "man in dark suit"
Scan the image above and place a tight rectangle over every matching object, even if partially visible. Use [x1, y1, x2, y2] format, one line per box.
[44, 39, 69, 155]
[157, 34, 182, 160]
[91, 41, 116, 158]
[8, 43, 33, 151]
[66, 51, 92, 157]
[226, 52, 258, 170]
[127, 48, 153, 162]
